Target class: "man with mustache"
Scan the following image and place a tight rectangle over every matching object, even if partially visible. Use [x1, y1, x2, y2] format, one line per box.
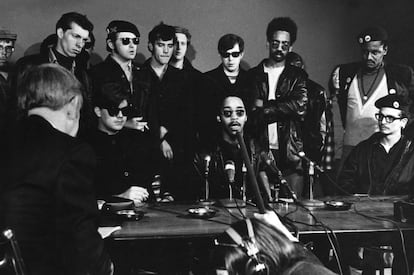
[248, 17, 308, 199]
[337, 94, 414, 275]
[330, 26, 414, 176]
[194, 96, 274, 201]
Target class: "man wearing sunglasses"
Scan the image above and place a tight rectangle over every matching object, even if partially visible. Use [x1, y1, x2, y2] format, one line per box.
[85, 82, 152, 204]
[202, 34, 250, 151]
[248, 17, 308, 199]
[193, 96, 274, 201]
[89, 20, 154, 134]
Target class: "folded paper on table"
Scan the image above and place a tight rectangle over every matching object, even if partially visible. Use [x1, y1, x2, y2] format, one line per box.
[98, 226, 122, 239]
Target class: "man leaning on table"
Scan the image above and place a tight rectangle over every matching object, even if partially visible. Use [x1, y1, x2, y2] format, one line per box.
[337, 93, 414, 275]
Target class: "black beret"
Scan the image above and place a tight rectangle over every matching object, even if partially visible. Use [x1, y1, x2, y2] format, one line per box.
[357, 26, 388, 44]
[0, 29, 17, 40]
[375, 94, 407, 110]
[106, 20, 140, 38]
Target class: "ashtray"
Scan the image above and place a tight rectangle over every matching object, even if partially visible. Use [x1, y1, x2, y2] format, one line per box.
[325, 200, 352, 211]
[187, 207, 217, 219]
[116, 210, 144, 221]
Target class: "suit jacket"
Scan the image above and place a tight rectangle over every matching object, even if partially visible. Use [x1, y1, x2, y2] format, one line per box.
[1, 115, 111, 275]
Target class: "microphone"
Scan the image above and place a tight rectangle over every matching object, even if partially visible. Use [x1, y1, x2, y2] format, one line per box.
[297, 152, 324, 173]
[204, 155, 211, 176]
[225, 160, 235, 184]
[264, 159, 297, 201]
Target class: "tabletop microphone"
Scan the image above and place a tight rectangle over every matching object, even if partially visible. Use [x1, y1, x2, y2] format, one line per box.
[225, 160, 235, 184]
[204, 155, 211, 176]
[297, 152, 324, 173]
[264, 159, 297, 201]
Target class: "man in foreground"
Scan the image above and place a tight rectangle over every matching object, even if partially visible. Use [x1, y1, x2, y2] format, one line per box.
[1, 64, 113, 275]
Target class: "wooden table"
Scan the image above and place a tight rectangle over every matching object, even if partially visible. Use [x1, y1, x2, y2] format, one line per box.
[109, 196, 414, 241]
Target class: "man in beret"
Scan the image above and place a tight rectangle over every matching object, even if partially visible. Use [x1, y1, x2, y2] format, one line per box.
[330, 26, 414, 176]
[337, 93, 414, 274]
[88, 20, 155, 133]
[0, 28, 17, 134]
[338, 94, 413, 194]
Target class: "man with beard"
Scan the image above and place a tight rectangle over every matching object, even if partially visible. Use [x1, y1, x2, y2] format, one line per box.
[193, 96, 274, 201]
[330, 26, 414, 175]
[202, 34, 251, 151]
[248, 17, 308, 199]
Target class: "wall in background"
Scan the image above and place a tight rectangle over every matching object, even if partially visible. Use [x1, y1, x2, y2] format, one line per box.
[1, 0, 413, 158]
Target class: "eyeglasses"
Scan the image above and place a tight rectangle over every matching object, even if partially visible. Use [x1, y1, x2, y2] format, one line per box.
[269, 40, 290, 51]
[222, 110, 245, 118]
[120, 37, 140, 46]
[375, 113, 404, 123]
[0, 45, 14, 54]
[106, 106, 131, 117]
[221, 51, 242, 58]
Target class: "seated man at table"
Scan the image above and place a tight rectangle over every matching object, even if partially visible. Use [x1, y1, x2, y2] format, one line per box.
[85, 82, 153, 204]
[193, 95, 282, 203]
[338, 93, 414, 195]
[337, 93, 414, 275]
[1, 64, 113, 275]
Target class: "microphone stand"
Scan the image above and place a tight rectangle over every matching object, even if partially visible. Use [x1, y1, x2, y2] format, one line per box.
[199, 158, 215, 206]
[300, 161, 325, 208]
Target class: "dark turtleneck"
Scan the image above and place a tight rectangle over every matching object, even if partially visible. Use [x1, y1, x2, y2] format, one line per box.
[52, 48, 75, 71]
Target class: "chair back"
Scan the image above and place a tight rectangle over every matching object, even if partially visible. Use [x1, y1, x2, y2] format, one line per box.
[0, 229, 27, 275]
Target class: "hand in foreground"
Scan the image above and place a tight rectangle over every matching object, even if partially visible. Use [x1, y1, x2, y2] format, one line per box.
[160, 140, 173, 160]
[254, 211, 298, 242]
[117, 186, 149, 204]
[124, 117, 148, 132]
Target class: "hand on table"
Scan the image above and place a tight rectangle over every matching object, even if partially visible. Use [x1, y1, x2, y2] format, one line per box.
[254, 211, 298, 242]
[117, 186, 149, 204]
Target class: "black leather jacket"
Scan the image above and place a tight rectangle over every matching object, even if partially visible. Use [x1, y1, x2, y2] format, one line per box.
[338, 133, 414, 195]
[248, 60, 308, 172]
[193, 136, 274, 201]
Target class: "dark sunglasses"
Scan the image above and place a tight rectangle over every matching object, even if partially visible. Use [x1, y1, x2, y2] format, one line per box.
[221, 51, 242, 58]
[222, 110, 245, 118]
[120, 37, 140, 46]
[375, 113, 404, 123]
[106, 106, 131, 117]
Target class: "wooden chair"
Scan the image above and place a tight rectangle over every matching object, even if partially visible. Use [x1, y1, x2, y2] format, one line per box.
[0, 229, 26, 275]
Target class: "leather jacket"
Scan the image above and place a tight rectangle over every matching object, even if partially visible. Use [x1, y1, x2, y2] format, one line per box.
[338, 132, 414, 195]
[193, 136, 274, 201]
[248, 60, 308, 172]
